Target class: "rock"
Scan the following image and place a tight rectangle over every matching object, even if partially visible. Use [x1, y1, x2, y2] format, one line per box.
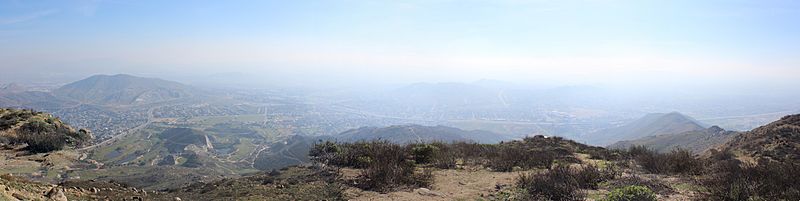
[46, 187, 68, 201]
[415, 188, 444, 197]
[175, 197, 182, 201]
[12, 192, 27, 200]
[91, 187, 99, 193]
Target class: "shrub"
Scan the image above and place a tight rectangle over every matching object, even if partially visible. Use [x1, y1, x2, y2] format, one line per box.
[702, 156, 800, 201]
[604, 185, 657, 201]
[627, 146, 703, 175]
[355, 142, 431, 192]
[410, 143, 438, 164]
[517, 165, 583, 201]
[608, 175, 674, 195]
[15, 120, 68, 153]
[574, 165, 618, 189]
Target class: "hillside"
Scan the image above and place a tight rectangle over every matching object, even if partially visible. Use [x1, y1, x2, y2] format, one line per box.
[587, 112, 705, 146]
[0, 108, 91, 152]
[609, 126, 739, 153]
[53, 74, 195, 105]
[336, 124, 510, 144]
[0, 108, 97, 188]
[714, 114, 800, 163]
[0, 83, 25, 94]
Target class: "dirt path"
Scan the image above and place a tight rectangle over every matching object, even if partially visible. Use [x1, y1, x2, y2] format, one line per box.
[346, 168, 533, 201]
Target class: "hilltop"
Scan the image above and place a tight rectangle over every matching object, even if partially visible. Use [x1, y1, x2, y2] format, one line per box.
[588, 112, 705, 146]
[53, 74, 195, 105]
[609, 126, 739, 153]
[336, 124, 511, 144]
[714, 114, 800, 163]
[0, 108, 91, 153]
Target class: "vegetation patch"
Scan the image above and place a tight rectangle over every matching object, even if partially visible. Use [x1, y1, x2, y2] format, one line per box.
[604, 185, 657, 201]
[515, 164, 618, 201]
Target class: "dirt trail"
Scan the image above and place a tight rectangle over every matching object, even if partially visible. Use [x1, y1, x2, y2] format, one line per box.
[346, 168, 532, 201]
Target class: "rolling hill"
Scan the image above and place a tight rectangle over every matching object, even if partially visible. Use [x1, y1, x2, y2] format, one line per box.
[609, 125, 739, 153]
[714, 114, 800, 163]
[587, 112, 705, 146]
[53, 74, 195, 105]
[336, 124, 510, 144]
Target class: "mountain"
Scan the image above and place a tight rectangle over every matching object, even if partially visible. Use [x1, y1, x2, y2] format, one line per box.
[53, 74, 195, 105]
[336, 124, 510, 144]
[713, 114, 800, 163]
[609, 126, 739, 153]
[587, 112, 705, 146]
[0, 83, 25, 94]
[0, 91, 77, 109]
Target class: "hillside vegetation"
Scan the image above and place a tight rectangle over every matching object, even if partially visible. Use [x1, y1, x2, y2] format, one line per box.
[0, 108, 91, 153]
[715, 114, 800, 164]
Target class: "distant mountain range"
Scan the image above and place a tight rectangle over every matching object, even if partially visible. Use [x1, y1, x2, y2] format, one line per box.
[714, 114, 800, 163]
[0, 83, 26, 94]
[609, 125, 739, 153]
[336, 124, 511, 144]
[588, 112, 705, 146]
[53, 74, 195, 105]
[0, 74, 197, 108]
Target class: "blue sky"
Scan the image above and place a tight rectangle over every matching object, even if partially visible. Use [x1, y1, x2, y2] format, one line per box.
[1, 0, 799, 87]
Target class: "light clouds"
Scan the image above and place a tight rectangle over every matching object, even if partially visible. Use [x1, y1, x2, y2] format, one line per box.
[0, 9, 58, 25]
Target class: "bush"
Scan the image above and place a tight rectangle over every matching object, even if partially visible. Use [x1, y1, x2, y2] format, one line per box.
[702, 155, 800, 201]
[627, 146, 703, 175]
[355, 142, 431, 192]
[410, 143, 438, 164]
[574, 165, 618, 189]
[517, 165, 583, 201]
[311, 140, 432, 192]
[15, 120, 68, 153]
[604, 185, 657, 201]
[607, 175, 674, 195]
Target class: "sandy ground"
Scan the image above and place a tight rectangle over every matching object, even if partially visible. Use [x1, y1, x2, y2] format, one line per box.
[344, 167, 536, 201]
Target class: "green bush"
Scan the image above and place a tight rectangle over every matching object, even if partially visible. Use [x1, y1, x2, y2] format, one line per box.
[410, 143, 438, 164]
[605, 185, 657, 201]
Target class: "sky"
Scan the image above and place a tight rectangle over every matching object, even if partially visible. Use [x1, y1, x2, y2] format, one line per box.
[1, 0, 799, 88]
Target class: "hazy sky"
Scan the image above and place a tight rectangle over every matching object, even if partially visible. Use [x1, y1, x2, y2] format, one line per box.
[1, 0, 799, 87]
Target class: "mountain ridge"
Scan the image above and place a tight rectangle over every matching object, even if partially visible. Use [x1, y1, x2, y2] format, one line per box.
[713, 114, 800, 163]
[53, 74, 195, 105]
[608, 125, 739, 153]
[588, 112, 705, 146]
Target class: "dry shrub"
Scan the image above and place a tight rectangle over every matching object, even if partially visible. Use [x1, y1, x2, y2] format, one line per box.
[627, 146, 703, 175]
[516, 164, 618, 200]
[702, 152, 800, 201]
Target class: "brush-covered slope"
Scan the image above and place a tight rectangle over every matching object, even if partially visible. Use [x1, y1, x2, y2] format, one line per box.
[336, 124, 509, 144]
[0, 108, 91, 153]
[588, 112, 705, 146]
[53, 74, 194, 105]
[609, 126, 739, 153]
[715, 114, 800, 163]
